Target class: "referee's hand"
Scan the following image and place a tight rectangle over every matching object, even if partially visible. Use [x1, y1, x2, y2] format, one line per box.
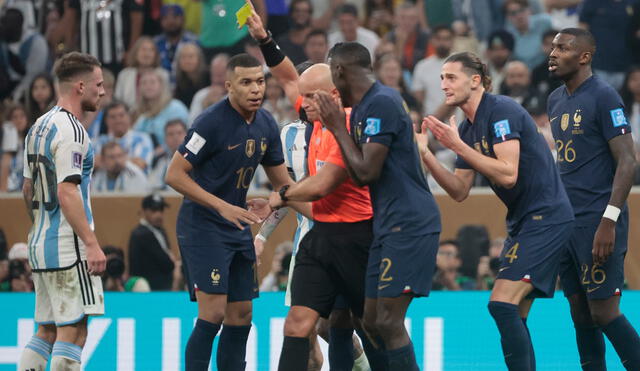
[220, 203, 262, 230]
[86, 243, 106, 275]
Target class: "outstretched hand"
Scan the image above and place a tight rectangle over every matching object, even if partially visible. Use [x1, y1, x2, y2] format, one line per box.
[424, 115, 462, 152]
[313, 90, 346, 133]
[243, 0, 268, 40]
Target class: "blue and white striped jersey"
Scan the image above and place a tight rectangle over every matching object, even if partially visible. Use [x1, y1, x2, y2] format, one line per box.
[23, 106, 94, 271]
[95, 130, 153, 170]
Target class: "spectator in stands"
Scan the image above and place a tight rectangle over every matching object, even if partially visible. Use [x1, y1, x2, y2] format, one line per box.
[133, 69, 189, 148]
[384, 1, 429, 74]
[84, 68, 116, 142]
[329, 4, 380, 60]
[276, 0, 314, 65]
[260, 241, 294, 292]
[580, 0, 636, 90]
[454, 0, 506, 44]
[303, 29, 329, 64]
[501, 60, 544, 115]
[189, 53, 229, 124]
[621, 65, 640, 183]
[129, 194, 176, 291]
[102, 246, 150, 292]
[154, 4, 198, 79]
[24, 72, 55, 127]
[432, 240, 476, 291]
[0, 8, 49, 102]
[504, 0, 552, 69]
[173, 43, 210, 108]
[374, 53, 420, 111]
[149, 119, 187, 190]
[485, 30, 515, 95]
[115, 36, 170, 109]
[476, 255, 500, 290]
[262, 74, 296, 129]
[531, 29, 562, 101]
[545, 0, 581, 29]
[93, 141, 149, 193]
[68, 0, 144, 73]
[95, 101, 153, 172]
[451, 20, 481, 55]
[4, 243, 33, 292]
[0, 104, 28, 192]
[364, 0, 395, 37]
[412, 25, 455, 116]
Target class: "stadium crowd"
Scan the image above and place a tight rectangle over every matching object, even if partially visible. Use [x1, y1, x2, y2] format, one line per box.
[1, 0, 640, 292]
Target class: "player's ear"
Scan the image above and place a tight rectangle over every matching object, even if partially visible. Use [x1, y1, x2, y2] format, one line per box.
[225, 80, 232, 92]
[579, 51, 592, 66]
[77, 80, 85, 95]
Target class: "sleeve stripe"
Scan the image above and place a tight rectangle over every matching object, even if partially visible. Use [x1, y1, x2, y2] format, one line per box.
[66, 113, 79, 143]
[66, 113, 85, 144]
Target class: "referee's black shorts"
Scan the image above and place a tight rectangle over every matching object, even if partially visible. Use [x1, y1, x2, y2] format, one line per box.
[290, 219, 373, 318]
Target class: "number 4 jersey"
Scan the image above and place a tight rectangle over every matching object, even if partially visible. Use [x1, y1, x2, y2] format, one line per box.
[23, 106, 95, 271]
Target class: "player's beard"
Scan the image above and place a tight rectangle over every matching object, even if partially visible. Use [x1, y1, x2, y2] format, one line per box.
[81, 97, 100, 112]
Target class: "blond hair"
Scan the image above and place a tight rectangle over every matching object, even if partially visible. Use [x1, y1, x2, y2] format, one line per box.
[135, 69, 172, 119]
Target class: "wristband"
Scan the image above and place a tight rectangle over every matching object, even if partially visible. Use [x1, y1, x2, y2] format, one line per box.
[603, 204, 621, 222]
[257, 30, 272, 45]
[259, 36, 286, 67]
[279, 185, 290, 202]
[255, 234, 267, 242]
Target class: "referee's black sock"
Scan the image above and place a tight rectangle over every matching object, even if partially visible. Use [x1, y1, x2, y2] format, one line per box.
[329, 327, 354, 370]
[386, 342, 418, 371]
[574, 324, 606, 370]
[355, 328, 388, 371]
[488, 301, 531, 371]
[602, 315, 640, 370]
[217, 324, 251, 371]
[185, 318, 220, 371]
[521, 317, 536, 371]
[278, 336, 309, 371]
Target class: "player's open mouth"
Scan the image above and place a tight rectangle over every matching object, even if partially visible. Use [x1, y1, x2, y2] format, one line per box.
[249, 98, 262, 105]
[548, 61, 558, 72]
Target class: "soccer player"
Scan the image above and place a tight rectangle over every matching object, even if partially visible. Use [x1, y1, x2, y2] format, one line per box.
[415, 51, 574, 371]
[165, 53, 293, 371]
[314, 42, 442, 371]
[548, 28, 640, 370]
[19, 52, 107, 371]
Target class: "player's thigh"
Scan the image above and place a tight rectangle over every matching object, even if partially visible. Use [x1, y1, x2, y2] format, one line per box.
[495, 221, 573, 300]
[179, 242, 235, 301]
[227, 248, 259, 303]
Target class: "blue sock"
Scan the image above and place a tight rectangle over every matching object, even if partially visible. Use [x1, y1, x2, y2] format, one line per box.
[329, 327, 354, 371]
[574, 325, 606, 370]
[25, 335, 53, 360]
[355, 328, 388, 371]
[386, 342, 418, 371]
[488, 301, 531, 371]
[185, 319, 221, 371]
[602, 315, 640, 370]
[51, 341, 81, 362]
[217, 324, 251, 371]
[278, 336, 309, 371]
[522, 318, 536, 371]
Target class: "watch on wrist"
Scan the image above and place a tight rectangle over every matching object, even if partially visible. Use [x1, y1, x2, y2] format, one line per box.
[279, 184, 290, 202]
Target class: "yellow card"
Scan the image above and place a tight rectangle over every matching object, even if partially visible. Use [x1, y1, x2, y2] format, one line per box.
[236, 3, 252, 28]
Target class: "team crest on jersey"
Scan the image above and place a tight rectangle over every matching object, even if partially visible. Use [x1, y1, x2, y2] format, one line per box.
[561, 113, 570, 131]
[72, 152, 82, 169]
[245, 139, 256, 157]
[364, 118, 381, 135]
[211, 269, 221, 285]
[260, 137, 267, 155]
[493, 120, 511, 138]
[573, 109, 582, 126]
[610, 108, 627, 127]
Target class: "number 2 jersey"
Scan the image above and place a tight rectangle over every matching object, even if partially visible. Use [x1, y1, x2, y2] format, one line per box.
[177, 98, 284, 246]
[548, 75, 632, 225]
[23, 106, 95, 271]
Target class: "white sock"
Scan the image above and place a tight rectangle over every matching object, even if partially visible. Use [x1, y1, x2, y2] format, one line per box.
[50, 356, 81, 371]
[50, 341, 82, 371]
[352, 350, 371, 371]
[19, 335, 52, 371]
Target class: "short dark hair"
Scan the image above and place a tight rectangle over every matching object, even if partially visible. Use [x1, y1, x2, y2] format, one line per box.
[165, 118, 187, 132]
[289, 0, 312, 15]
[53, 52, 101, 83]
[102, 245, 124, 259]
[558, 27, 596, 49]
[439, 239, 460, 249]
[503, 0, 528, 12]
[543, 29, 559, 41]
[328, 42, 371, 69]
[336, 3, 358, 18]
[432, 24, 453, 36]
[444, 52, 492, 91]
[305, 29, 328, 44]
[226, 53, 262, 72]
[103, 100, 129, 118]
[101, 141, 123, 157]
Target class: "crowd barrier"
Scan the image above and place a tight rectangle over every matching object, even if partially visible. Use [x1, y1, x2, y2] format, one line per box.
[1, 292, 639, 370]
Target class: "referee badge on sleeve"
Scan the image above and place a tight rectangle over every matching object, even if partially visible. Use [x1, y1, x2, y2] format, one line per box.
[364, 118, 381, 135]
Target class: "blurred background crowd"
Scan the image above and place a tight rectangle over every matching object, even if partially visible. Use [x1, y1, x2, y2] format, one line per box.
[1, 0, 639, 292]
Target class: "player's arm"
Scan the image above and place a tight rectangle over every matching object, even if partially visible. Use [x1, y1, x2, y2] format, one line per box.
[244, 0, 299, 106]
[263, 164, 312, 218]
[285, 162, 348, 201]
[165, 152, 261, 229]
[21, 178, 34, 222]
[425, 115, 520, 189]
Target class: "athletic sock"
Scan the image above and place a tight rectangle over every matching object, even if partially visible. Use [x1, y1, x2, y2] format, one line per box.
[353, 349, 371, 371]
[20, 335, 52, 371]
[386, 342, 418, 371]
[355, 328, 387, 371]
[329, 327, 355, 371]
[217, 324, 251, 371]
[574, 324, 606, 370]
[602, 315, 640, 370]
[522, 318, 536, 371]
[185, 319, 221, 371]
[278, 336, 309, 371]
[50, 341, 82, 371]
[488, 301, 531, 371]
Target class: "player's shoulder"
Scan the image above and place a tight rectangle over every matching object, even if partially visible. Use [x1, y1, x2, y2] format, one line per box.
[547, 85, 565, 104]
[191, 99, 229, 134]
[589, 76, 622, 101]
[489, 94, 528, 117]
[50, 109, 86, 141]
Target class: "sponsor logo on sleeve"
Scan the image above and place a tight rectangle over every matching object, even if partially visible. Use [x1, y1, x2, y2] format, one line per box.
[185, 132, 206, 154]
[493, 119, 511, 139]
[364, 118, 381, 135]
[610, 108, 627, 127]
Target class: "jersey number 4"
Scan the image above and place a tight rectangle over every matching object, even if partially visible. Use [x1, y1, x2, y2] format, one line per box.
[504, 243, 519, 263]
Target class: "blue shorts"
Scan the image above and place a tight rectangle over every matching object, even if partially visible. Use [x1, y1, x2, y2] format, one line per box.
[560, 214, 628, 300]
[498, 221, 573, 298]
[179, 241, 258, 303]
[366, 232, 439, 299]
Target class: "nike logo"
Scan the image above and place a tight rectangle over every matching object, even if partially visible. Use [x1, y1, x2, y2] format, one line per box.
[228, 143, 241, 150]
[586, 286, 601, 293]
[550, 116, 558, 123]
[378, 284, 391, 290]
[499, 267, 510, 273]
[581, 361, 592, 366]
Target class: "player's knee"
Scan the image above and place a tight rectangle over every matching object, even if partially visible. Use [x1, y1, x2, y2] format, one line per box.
[374, 310, 402, 339]
[283, 310, 316, 338]
[590, 306, 620, 327]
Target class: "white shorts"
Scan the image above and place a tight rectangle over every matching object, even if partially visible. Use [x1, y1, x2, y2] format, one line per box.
[34, 261, 104, 326]
[284, 254, 296, 307]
